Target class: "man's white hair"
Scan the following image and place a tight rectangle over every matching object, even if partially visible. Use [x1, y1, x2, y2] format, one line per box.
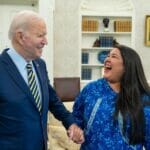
[8, 10, 44, 40]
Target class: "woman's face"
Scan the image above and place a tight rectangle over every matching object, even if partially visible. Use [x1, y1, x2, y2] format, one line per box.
[103, 48, 124, 83]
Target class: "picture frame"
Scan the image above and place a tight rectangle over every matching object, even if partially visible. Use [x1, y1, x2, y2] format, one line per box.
[145, 15, 150, 46]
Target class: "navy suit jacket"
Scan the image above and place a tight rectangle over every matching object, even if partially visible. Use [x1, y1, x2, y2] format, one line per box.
[0, 49, 74, 150]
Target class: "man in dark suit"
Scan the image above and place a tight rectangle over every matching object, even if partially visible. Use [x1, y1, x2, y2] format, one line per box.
[0, 10, 84, 150]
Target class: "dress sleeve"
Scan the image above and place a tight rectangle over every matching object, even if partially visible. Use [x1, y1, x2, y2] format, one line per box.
[72, 87, 88, 130]
[143, 106, 150, 150]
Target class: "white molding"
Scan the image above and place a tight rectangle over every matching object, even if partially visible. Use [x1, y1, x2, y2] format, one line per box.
[81, 0, 133, 15]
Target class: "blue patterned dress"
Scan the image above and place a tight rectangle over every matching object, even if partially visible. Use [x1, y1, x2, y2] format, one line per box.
[72, 78, 150, 150]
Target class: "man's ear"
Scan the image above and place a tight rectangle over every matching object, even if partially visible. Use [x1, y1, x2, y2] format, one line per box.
[15, 31, 25, 45]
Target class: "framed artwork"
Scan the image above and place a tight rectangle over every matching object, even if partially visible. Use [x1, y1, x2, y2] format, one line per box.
[145, 15, 150, 46]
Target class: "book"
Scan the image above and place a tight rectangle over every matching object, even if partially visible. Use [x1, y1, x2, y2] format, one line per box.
[82, 68, 92, 80]
[82, 52, 89, 64]
[114, 20, 132, 32]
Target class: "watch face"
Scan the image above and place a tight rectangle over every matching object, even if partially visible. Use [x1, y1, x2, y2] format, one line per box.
[97, 50, 109, 64]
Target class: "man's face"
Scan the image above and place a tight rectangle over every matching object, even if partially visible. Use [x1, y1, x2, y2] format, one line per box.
[21, 20, 47, 60]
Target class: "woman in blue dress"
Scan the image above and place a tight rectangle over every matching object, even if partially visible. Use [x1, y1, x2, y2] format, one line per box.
[73, 45, 150, 150]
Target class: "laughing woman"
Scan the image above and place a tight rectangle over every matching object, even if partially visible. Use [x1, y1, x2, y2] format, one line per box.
[73, 44, 150, 150]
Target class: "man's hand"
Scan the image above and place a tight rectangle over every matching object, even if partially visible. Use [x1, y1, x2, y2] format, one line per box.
[67, 124, 84, 144]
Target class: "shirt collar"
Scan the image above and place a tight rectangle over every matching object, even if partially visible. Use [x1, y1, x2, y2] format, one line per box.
[7, 48, 30, 71]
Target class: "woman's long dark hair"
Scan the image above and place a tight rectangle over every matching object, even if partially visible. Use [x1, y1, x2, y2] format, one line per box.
[113, 45, 150, 145]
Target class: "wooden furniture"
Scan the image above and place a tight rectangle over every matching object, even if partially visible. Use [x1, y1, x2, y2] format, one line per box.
[54, 77, 80, 102]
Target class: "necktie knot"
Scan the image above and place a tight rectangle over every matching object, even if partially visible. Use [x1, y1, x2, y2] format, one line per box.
[26, 63, 32, 70]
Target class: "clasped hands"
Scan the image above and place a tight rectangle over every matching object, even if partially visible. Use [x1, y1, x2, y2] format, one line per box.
[67, 124, 85, 144]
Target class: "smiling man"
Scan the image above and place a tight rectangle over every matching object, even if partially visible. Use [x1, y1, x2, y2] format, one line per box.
[0, 10, 84, 150]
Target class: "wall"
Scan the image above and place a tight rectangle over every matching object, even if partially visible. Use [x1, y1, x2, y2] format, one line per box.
[0, 0, 54, 81]
[132, 0, 150, 82]
[54, 0, 81, 78]
[0, 4, 37, 50]
[54, 0, 150, 82]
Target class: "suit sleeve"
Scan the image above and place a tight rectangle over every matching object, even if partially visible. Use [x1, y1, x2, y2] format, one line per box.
[38, 59, 75, 129]
[48, 84, 75, 129]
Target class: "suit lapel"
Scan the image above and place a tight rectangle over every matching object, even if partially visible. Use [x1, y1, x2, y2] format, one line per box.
[1, 49, 41, 112]
[1, 49, 31, 94]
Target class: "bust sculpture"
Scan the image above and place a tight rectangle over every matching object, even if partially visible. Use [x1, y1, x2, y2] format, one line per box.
[103, 17, 109, 32]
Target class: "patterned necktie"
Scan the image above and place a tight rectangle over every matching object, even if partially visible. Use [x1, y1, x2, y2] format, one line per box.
[26, 63, 42, 112]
